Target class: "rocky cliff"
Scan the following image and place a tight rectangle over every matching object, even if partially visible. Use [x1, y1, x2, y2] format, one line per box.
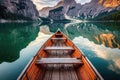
[43, 0, 120, 20]
[0, 0, 39, 21]
[99, 0, 120, 8]
[39, 7, 53, 18]
[78, 0, 120, 20]
[49, 0, 81, 20]
[39, 0, 63, 18]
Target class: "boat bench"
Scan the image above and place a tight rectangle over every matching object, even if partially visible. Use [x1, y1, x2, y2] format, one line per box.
[51, 38, 67, 41]
[44, 46, 74, 51]
[51, 38, 66, 40]
[55, 34, 63, 38]
[36, 58, 83, 64]
[51, 38, 67, 43]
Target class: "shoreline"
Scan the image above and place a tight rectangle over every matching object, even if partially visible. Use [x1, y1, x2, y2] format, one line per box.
[0, 19, 35, 23]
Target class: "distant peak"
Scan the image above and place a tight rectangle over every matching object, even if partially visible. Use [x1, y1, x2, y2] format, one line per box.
[98, 0, 120, 7]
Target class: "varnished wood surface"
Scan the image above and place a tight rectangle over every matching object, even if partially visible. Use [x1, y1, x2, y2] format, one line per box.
[18, 30, 103, 80]
[44, 46, 74, 51]
[42, 39, 79, 80]
[51, 38, 66, 40]
[36, 58, 83, 64]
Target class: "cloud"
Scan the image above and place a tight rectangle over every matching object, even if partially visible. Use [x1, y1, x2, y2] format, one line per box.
[75, 0, 91, 4]
[32, 0, 92, 10]
[73, 36, 120, 74]
[32, 0, 61, 10]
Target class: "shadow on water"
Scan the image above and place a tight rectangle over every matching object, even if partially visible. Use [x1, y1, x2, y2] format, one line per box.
[0, 23, 39, 63]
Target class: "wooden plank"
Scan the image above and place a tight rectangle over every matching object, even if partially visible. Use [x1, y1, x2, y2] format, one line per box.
[55, 34, 63, 38]
[36, 58, 83, 64]
[51, 64, 60, 80]
[44, 46, 74, 51]
[55, 34, 63, 36]
[51, 38, 66, 40]
[70, 67, 79, 80]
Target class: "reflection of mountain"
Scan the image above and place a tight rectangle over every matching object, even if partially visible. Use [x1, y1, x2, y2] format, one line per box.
[96, 33, 120, 48]
[66, 22, 120, 48]
[40, 25, 52, 34]
[42, 22, 120, 48]
[0, 23, 39, 63]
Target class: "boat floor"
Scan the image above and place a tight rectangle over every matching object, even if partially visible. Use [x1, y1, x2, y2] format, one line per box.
[42, 41, 79, 80]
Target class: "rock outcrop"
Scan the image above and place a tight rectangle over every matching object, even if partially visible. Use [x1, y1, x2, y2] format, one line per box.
[49, 0, 82, 20]
[99, 0, 120, 8]
[49, 7, 65, 20]
[39, 0, 63, 18]
[40, 0, 120, 20]
[0, 0, 39, 20]
[78, 0, 120, 20]
[39, 7, 53, 18]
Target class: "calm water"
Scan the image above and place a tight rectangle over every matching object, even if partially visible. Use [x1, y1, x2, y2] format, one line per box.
[0, 22, 120, 80]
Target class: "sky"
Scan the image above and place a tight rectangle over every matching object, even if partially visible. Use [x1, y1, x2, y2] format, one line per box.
[32, 0, 91, 10]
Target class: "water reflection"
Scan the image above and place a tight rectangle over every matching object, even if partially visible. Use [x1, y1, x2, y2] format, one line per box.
[96, 33, 120, 48]
[46, 22, 120, 49]
[65, 22, 120, 49]
[0, 22, 120, 80]
[0, 23, 39, 63]
[73, 36, 120, 74]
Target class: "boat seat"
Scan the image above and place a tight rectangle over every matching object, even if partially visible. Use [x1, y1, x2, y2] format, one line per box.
[36, 58, 83, 64]
[51, 38, 66, 40]
[44, 46, 74, 51]
[51, 38, 67, 43]
[55, 34, 63, 38]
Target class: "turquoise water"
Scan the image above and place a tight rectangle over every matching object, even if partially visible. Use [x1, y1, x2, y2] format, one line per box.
[0, 22, 120, 80]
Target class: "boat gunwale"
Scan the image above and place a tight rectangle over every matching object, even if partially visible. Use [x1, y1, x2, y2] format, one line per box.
[17, 29, 60, 80]
[17, 33, 54, 80]
[17, 57, 34, 80]
[17, 29, 104, 80]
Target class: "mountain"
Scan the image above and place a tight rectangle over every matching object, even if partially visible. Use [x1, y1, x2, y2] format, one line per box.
[39, 7, 53, 18]
[78, 0, 120, 20]
[99, 0, 120, 8]
[49, 0, 82, 20]
[40, 0, 120, 21]
[0, 0, 39, 21]
[39, 0, 63, 18]
[39, 0, 81, 21]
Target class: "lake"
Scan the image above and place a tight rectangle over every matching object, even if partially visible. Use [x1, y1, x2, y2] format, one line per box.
[0, 22, 120, 80]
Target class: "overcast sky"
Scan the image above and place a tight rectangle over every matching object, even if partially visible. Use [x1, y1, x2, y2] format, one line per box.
[32, 0, 91, 10]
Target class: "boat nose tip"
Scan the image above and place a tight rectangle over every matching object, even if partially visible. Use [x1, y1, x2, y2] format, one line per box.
[57, 28, 61, 31]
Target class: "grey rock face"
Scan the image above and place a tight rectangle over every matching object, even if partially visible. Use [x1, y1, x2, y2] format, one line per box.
[41, 0, 120, 20]
[0, 0, 39, 20]
[48, 0, 81, 20]
[49, 7, 64, 20]
[78, 0, 120, 19]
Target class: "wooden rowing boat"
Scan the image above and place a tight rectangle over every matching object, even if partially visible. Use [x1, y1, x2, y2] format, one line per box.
[18, 29, 104, 80]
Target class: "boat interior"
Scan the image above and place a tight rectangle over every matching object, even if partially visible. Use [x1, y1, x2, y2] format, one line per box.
[19, 30, 102, 80]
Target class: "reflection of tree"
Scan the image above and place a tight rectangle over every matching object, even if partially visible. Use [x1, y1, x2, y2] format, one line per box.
[0, 23, 39, 63]
[95, 33, 120, 48]
[40, 22, 120, 49]
[65, 22, 120, 49]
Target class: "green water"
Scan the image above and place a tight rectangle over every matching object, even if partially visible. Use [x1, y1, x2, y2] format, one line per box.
[0, 22, 120, 80]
